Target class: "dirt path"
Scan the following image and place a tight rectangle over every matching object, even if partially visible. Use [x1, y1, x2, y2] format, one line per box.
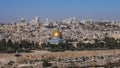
[0, 49, 120, 62]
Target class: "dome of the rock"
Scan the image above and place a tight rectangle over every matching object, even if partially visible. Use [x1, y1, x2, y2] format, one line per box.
[53, 30, 62, 38]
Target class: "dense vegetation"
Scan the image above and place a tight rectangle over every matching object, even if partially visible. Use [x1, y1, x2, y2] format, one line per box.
[41, 42, 75, 52]
[0, 37, 120, 53]
[42, 37, 120, 51]
[77, 37, 120, 50]
[0, 39, 39, 53]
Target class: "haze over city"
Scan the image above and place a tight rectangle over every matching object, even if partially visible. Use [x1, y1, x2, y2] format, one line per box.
[0, 0, 120, 23]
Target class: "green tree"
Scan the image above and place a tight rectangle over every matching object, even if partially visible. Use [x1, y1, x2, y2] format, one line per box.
[6, 39, 13, 48]
[0, 39, 7, 52]
[77, 42, 86, 50]
[6, 39, 14, 53]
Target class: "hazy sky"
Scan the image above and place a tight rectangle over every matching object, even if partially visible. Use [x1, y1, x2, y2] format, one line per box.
[0, 0, 120, 23]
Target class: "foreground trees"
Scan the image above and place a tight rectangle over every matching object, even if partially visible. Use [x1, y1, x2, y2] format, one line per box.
[0, 39, 38, 53]
[77, 37, 120, 50]
[0, 37, 120, 53]
[41, 42, 75, 52]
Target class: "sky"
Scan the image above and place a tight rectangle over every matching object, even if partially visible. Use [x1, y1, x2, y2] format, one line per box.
[0, 0, 120, 23]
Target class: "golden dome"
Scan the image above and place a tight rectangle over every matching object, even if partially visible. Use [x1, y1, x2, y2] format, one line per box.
[53, 30, 62, 38]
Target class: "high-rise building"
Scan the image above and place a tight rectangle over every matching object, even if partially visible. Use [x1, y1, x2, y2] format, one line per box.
[31, 16, 40, 26]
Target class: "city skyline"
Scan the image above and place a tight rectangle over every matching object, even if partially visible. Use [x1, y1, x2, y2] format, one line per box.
[0, 0, 120, 23]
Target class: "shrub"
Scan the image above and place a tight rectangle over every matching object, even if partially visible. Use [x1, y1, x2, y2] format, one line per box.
[42, 59, 52, 67]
